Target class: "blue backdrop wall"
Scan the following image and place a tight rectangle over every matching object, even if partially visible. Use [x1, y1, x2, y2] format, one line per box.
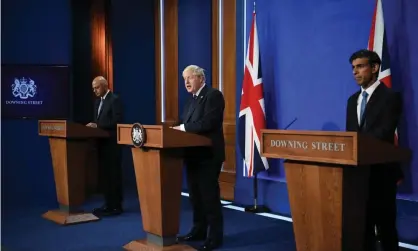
[177, 0, 212, 190]
[1, 0, 156, 205]
[111, 0, 156, 188]
[234, 0, 418, 244]
[1, 0, 72, 207]
[177, 0, 212, 114]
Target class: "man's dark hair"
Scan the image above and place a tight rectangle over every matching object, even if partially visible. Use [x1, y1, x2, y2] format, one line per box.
[349, 49, 381, 67]
[349, 49, 381, 78]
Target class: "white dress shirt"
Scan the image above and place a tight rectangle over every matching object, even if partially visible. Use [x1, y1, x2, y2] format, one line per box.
[102, 89, 110, 100]
[97, 89, 110, 115]
[179, 84, 206, 131]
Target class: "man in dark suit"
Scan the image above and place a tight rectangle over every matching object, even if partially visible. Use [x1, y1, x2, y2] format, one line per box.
[173, 65, 225, 251]
[86, 76, 123, 216]
[346, 49, 403, 251]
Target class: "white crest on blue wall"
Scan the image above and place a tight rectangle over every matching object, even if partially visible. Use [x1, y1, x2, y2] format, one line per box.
[12, 77, 37, 99]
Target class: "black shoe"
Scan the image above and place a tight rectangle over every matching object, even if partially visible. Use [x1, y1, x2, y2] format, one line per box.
[92, 205, 123, 217]
[176, 231, 207, 242]
[198, 239, 223, 251]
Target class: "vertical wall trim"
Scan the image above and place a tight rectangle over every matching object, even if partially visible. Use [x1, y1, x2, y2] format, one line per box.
[160, 0, 166, 122]
[212, 0, 219, 90]
[213, 0, 237, 201]
[218, 0, 223, 92]
[90, 0, 113, 89]
[155, 0, 178, 125]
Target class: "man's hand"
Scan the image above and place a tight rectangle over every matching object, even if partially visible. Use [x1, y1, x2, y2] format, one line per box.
[171, 125, 181, 130]
[86, 122, 98, 128]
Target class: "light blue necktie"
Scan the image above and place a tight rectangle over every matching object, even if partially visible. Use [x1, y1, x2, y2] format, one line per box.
[97, 98, 103, 118]
[360, 91, 368, 123]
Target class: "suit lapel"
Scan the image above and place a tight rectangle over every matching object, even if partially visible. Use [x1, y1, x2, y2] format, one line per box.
[351, 91, 361, 128]
[346, 91, 361, 131]
[94, 99, 100, 120]
[184, 85, 208, 123]
[359, 83, 385, 130]
[182, 98, 194, 122]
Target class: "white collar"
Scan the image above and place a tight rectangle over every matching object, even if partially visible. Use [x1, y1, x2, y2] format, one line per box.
[102, 90, 110, 100]
[361, 80, 380, 97]
[194, 84, 206, 97]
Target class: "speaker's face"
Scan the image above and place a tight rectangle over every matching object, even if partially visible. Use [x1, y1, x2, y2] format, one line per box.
[183, 70, 204, 94]
[92, 81, 107, 97]
[352, 57, 379, 88]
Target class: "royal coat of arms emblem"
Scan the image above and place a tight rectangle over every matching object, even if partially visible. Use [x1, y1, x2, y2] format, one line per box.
[131, 123, 146, 148]
[12, 78, 37, 99]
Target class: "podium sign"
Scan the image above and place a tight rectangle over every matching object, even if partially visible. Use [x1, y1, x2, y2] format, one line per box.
[262, 130, 356, 165]
[39, 120, 67, 137]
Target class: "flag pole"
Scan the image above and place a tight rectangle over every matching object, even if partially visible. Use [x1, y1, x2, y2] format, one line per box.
[244, 171, 271, 213]
[243, 1, 271, 214]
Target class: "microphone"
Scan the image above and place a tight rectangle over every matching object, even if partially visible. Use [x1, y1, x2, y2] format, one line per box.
[283, 117, 298, 130]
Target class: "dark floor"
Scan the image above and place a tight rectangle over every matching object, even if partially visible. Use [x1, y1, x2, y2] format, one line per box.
[1, 193, 417, 251]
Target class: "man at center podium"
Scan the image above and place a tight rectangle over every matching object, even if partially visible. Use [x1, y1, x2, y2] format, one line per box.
[172, 65, 225, 251]
[346, 49, 403, 251]
[86, 76, 124, 217]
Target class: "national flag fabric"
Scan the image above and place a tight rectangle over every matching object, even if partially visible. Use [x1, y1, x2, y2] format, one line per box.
[238, 10, 269, 177]
[367, 0, 398, 145]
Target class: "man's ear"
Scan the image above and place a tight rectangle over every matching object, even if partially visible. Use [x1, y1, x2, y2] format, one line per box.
[372, 63, 380, 74]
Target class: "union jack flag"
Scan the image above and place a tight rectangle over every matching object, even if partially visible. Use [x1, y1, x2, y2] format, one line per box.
[368, 0, 398, 145]
[238, 10, 269, 177]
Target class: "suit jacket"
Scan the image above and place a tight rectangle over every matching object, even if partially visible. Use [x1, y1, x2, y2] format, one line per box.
[346, 82, 403, 181]
[94, 91, 123, 137]
[180, 85, 225, 162]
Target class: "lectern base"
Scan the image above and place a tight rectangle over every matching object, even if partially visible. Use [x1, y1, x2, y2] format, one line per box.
[42, 210, 100, 225]
[123, 240, 196, 251]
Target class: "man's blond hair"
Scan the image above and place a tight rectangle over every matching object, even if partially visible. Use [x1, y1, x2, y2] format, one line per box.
[183, 65, 206, 82]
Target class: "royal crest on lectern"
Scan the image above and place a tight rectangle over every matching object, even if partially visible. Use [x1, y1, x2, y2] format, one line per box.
[131, 123, 146, 148]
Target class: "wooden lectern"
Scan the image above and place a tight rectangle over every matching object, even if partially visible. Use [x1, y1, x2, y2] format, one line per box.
[260, 130, 411, 251]
[117, 124, 212, 251]
[38, 120, 109, 225]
